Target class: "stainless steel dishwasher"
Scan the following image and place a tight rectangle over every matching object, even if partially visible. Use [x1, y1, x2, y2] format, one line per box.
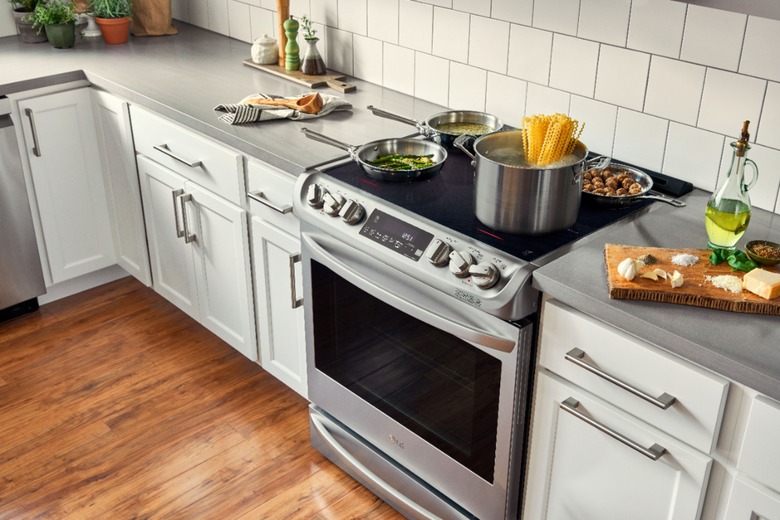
[0, 97, 46, 320]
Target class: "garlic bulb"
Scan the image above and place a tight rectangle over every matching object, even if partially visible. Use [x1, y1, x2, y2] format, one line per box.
[617, 258, 638, 281]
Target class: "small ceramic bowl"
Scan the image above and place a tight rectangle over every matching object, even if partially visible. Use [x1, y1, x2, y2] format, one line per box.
[745, 240, 780, 266]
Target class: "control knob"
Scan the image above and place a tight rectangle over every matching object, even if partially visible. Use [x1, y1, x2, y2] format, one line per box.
[425, 239, 452, 267]
[306, 183, 325, 208]
[322, 192, 345, 216]
[469, 262, 500, 289]
[339, 199, 365, 225]
[448, 250, 474, 278]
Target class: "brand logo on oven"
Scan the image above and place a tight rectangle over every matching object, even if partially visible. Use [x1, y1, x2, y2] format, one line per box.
[454, 289, 482, 308]
[388, 434, 405, 450]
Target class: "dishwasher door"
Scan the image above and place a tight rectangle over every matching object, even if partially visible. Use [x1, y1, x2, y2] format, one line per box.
[0, 112, 46, 316]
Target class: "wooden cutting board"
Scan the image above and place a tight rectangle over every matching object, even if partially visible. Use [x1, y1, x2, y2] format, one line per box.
[605, 244, 780, 315]
[242, 60, 357, 93]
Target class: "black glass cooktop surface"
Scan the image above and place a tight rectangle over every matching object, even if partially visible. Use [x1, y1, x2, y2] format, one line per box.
[321, 150, 656, 263]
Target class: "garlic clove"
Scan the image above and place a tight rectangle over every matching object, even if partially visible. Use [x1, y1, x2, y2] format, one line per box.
[641, 271, 658, 281]
[670, 270, 684, 288]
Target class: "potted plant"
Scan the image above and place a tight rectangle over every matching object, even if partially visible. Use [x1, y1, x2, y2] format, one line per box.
[27, 0, 77, 48]
[299, 15, 325, 76]
[89, 0, 130, 44]
[8, 0, 46, 43]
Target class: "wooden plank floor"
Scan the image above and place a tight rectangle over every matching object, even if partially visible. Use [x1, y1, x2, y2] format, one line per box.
[0, 277, 404, 519]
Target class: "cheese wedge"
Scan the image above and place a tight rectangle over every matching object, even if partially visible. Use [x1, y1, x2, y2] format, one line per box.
[743, 268, 780, 300]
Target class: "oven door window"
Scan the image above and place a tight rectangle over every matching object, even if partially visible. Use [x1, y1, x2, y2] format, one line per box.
[312, 260, 502, 483]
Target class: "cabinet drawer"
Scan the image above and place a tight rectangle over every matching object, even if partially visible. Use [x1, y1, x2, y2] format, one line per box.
[246, 158, 299, 237]
[130, 105, 244, 205]
[539, 299, 728, 453]
[737, 395, 780, 493]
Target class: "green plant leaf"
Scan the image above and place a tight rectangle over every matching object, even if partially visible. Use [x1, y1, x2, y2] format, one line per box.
[709, 248, 757, 272]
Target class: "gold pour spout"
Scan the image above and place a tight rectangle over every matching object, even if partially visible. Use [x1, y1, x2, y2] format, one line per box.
[736, 120, 750, 157]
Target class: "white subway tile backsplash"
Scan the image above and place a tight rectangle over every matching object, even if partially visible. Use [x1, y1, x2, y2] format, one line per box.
[432, 7, 470, 63]
[383, 43, 416, 96]
[468, 16, 510, 74]
[325, 26, 354, 75]
[190, 0, 209, 29]
[569, 95, 617, 156]
[644, 56, 705, 126]
[491, 0, 532, 25]
[449, 63, 487, 111]
[533, 0, 579, 36]
[507, 25, 552, 85]
[758, 82, 780, 149]
[525, 83, 570, 117]
[627, 0, 685, 59]
[663, 123, 725, 190]
[550, 34, 598, 98]
[415, 52, 450, 106]
[311, 0, 337, 26]
[337, 0, 367, 35]
[578, 0, 630, 47]
[613, 109, 668, 170]
[418, 0, 452, 7]
[485, 72, 526, 127]
[249, 6, 275, 40]
[680, 5, 745, 71]
[399, 1, 433, 53]
[743, 144, 780, 212]
[289, 0, 308, 17]
[208, 0, 230, 35]
[367, 0, 398, 44]
[228, 0, 252, 42]
[740, 16, 780, 83]
[595, 45, 650, 112]
[259, 0, 273, 9]
[453, 0, 490, 17]
[698, 68, 765, 138]
[353, 35, 383, 84]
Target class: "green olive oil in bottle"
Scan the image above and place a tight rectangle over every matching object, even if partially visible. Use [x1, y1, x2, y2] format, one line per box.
[705, 121, 759, 250]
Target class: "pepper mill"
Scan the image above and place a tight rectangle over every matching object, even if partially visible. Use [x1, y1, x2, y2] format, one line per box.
[284, 16, 300, 72]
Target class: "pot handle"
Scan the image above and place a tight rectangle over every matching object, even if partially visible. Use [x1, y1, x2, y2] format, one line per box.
[585, 155, 611, 171]
[453, 134, 476, 159]
[300, 128, 359, 160]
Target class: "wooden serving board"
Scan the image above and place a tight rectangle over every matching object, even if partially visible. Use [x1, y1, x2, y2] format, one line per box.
[242, 60, 357, 93]
[605, 244, 780, 315]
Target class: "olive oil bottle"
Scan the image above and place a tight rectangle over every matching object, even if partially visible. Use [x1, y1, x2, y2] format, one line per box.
[705, 121, 759, 250]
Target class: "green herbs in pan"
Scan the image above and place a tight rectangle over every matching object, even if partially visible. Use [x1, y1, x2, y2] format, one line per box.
[368, 153, 436, 171]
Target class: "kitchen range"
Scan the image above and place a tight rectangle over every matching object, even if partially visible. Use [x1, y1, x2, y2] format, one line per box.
[293, 143, 673, 519]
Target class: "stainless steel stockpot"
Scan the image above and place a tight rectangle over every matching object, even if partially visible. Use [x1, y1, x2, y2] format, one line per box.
[456, 130, 604, 235]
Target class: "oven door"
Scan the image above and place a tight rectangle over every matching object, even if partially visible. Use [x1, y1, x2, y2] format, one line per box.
[302, 227, 532, 520]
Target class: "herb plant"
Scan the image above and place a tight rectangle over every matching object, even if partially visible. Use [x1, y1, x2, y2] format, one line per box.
[299, 15, 316, 40]
[26, 0, 75, 32]
[89, 0, 131, 19]
[709, 248, 757, 272]
[8, 0, 40, 13]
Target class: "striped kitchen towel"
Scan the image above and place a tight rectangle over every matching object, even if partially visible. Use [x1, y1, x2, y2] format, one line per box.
[214, 92, 351, 125]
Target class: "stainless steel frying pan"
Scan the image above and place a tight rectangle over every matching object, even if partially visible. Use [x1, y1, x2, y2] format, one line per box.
[582, 162, 686, 207]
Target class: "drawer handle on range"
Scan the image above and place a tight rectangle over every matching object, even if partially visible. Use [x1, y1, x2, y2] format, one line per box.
[248, 191, 293, 214]
[153, 144, 203, 168]
[289, 253, 303, 309]
[172, 189, 185, 238]
[565, 348, 676, 410]
[180, 193, 197, 243]
[24, 108, 41, 157]
[561, 397, 667, 461]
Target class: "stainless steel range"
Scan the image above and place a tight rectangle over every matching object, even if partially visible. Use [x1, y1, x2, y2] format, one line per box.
[293, 149, 663, 520]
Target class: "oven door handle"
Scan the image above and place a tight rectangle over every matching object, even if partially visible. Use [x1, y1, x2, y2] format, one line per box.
[303, 233, 517, 353]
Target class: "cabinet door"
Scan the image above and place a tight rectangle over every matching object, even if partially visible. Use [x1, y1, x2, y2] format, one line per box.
[186, 181, 257, 360]
[251, 216, 306, 396]
[137, 155, 199, 319]
[724, 476, 780, 520]
[524, 371, 712, 520]
[91, 89, 151, 286]
[18, 88, 115, 284]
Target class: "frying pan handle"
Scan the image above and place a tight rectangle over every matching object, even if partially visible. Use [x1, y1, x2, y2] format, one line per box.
[300, 128, 358, 159]
[641, 192, 687, 207]
[453, 134, 476, 159]
[366, 105, 428, 134]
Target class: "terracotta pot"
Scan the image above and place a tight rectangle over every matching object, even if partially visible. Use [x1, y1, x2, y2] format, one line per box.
[95, 16, 130, 44]
[13, 9, 47, 43]
[44, 22, 76, 48]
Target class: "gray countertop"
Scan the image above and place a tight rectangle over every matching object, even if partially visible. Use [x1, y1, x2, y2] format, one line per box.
[3, 23, 779, 401]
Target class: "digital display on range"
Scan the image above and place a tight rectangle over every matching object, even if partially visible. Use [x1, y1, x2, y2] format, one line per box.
[360, 209, 434, 261]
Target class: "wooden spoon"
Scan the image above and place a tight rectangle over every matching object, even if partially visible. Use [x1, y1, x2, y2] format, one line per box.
[244, 92, 324, 114]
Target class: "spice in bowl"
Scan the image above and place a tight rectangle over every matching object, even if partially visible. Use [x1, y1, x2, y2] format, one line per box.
[746, 240, 780, 266]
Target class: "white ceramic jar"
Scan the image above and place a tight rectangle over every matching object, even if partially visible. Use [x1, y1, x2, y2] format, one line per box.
[251, 35, 279, 65]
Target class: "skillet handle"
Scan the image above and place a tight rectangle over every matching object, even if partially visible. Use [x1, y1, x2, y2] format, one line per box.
[366, 105, 421, 128]
[453, 134, 476, 159]
[300, 128, 358, 158]
[642, 192, 687, 207]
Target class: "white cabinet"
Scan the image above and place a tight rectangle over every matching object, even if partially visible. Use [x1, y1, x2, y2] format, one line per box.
[247, 159, 306, 397]
[17, 87, 115, 285]
[132, 104, 257, 362]
[723, 476, 780, 519]
[91, 89, 151, 286]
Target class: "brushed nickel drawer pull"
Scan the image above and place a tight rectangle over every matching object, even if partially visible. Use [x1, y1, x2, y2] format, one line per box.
[561, 397, 666, 461]
[24, 108, 41, 157]
[180, 193, 196, 243]
[172, 189, 185, 238]
[289, 253, 303, 309]
[153, 143, 202, 168]
[248, 191, 293, 214]
[565, 348, 676, 410]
